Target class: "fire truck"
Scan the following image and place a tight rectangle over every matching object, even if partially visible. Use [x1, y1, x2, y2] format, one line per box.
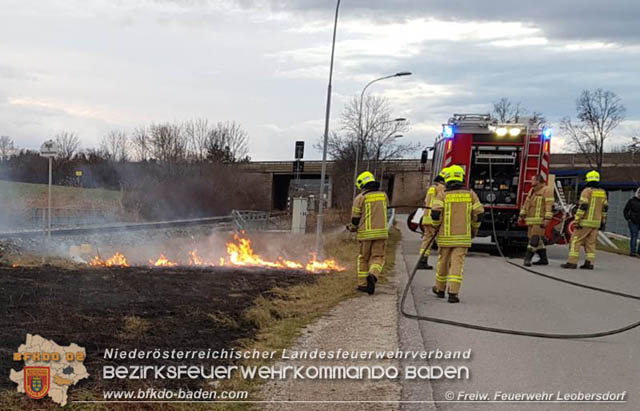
[412, 113, 573, 250]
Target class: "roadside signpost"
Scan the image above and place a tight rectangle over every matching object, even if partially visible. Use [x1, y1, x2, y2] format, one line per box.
[40, 140, 59, 237]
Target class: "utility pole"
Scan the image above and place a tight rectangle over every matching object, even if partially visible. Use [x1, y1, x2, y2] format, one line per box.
[315, 0, 341, 258]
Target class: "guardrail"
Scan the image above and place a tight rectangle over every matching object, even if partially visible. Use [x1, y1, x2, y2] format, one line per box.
[0, 216, 233, 239]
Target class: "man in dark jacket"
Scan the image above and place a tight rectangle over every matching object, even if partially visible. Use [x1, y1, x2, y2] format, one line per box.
[623, 188, 640, 256]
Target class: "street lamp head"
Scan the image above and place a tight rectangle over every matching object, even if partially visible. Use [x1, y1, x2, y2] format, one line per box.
[393, 117, 407, 122]
[394, 134, 404, 139]
[394, 71, 412, 77]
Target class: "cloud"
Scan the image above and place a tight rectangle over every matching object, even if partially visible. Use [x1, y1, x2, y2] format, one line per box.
[238, 0, 640, 44]
[0, 0, 638, 161]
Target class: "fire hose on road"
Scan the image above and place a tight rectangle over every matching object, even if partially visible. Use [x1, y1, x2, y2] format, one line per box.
[392, 159, 640, 339]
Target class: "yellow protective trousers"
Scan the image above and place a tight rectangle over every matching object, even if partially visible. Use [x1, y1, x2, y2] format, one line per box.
[358, 239, 386, 282]
[568, 227, 598, 264]
[420, 225, 438, 256]
[434, 246, 468, 294]
[527, 225, 546, 252]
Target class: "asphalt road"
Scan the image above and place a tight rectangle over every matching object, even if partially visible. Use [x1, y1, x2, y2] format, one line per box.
[398, 221, 640, 411]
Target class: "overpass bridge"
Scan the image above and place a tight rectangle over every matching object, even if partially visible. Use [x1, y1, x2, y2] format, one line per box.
[238, 159, 428, 210]
[239, 153, 639, 211]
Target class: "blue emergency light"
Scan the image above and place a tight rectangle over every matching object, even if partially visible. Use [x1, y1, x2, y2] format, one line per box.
[542, 127, 552, 139]
[443, 125, 454, 138]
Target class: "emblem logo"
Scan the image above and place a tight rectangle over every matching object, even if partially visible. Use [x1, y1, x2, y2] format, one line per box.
[24, 367, 50, 400]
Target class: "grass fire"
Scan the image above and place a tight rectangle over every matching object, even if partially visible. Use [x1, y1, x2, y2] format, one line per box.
[89, 233, 345, 273]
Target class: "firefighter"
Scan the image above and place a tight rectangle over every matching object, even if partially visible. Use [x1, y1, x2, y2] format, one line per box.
[430, 165, 484, 303]
[561, 170, 608, 269]
[417, 171, 447, 270]
[519, 175, 554, 266]
[347, 171, 389, 295]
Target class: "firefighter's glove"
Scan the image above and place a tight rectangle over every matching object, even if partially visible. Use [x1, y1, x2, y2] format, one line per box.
[471, 228, 478, 238]
[600, 222, 606, 231]
[540, 221, 547, 229]
[346, 223, 357, 233]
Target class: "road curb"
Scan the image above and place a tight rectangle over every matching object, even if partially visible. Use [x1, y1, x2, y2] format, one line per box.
[395, 236, 437, 411]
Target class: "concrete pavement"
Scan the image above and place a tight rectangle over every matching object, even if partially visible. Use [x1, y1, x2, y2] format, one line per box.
[397, 219, 640, 410]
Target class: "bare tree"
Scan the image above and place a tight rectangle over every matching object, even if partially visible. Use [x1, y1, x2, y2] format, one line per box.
[130, 126, 150, 161]
[325, 95, 415, 173]
[560, 88, 626, 169]
[55, 131, 80, 160]
[99, 130, 129, 162]
[206, 121, 250, 163]
[492, 98, 546, 127]
[183, 118, 213, 161]
[492, 98, 525, 123]
[629, 130, 640, 153]
[0, 135, 15, 160]
[149, 123, 187, 163]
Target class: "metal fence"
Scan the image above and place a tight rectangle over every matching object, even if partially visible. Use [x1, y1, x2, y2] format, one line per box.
[606, 190, 636, 238]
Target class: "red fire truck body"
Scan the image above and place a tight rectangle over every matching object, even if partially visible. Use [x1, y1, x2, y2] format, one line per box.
[430, 114, 552, 247]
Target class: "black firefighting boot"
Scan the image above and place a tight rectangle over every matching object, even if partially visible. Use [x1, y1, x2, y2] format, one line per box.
[366, 274, 377, 295]
[417, 256, 433, 270]
[580, 261, 594, 270]
[523, 249, 534, 267]
[432, 286, 445, 298]
[532, 249, 549, 265]
[447, 293, 460, 303]
[561, 262, 577, 269]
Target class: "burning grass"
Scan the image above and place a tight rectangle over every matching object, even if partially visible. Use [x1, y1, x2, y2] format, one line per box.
[213, 228, 401, 410]
[0, 227, 400, 410]
[88, 233, 345, 273]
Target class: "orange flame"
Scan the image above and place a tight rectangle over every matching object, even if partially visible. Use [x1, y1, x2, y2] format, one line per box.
[189, 250, 204, 266]
[305, 254, 344, 273]
[220, 234, 345, 273]
[90, 252, 130, 267]
[149, 254, 178, 267]
[86, 235, 345, 273]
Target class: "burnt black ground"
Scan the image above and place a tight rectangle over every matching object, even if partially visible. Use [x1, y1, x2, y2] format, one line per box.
[1, 265, 316, 394]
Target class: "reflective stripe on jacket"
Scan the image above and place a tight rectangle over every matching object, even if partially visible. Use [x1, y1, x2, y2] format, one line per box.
[351, 190, 389, 240]
[575, 187, 608, 228]
[431, 189, 484, 247]
[421, 183, 445, 225]
[520, 184, 554, 225]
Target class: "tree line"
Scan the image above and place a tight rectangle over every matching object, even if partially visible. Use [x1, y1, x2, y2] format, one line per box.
[0, 118, 249, 164]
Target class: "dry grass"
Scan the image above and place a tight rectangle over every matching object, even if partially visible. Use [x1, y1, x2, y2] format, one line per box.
[1, 227, 401, 410]
[210, 227, 401, 411]
[207, 311, 240, 329]
[117, 315, 152, 341]
[0, 180, 121, 209]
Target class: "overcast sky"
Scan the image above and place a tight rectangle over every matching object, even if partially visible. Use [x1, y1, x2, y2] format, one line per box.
[1, 0, 639, 160]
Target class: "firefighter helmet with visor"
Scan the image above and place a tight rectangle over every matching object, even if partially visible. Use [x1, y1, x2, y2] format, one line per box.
[444, 165, 465, 183]
[356, 171, 375, 190]
[585, 170, 600, 183]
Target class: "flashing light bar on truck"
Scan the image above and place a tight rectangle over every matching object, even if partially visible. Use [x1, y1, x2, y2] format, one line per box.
[415, 114, 568, 250]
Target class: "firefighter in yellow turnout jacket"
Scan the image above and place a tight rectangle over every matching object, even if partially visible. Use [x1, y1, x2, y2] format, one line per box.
[417, 171, 446, 270]
[348, 171, 389, 295]
[562, 170, 608, 270]
[520, 175, 554, 266]
[430, 165, 484, 303]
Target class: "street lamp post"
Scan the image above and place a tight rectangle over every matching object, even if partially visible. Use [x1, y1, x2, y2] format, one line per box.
[352, 72, 411, 200]
[315, 0, 341, 258]
[376, 134, 403, 181]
